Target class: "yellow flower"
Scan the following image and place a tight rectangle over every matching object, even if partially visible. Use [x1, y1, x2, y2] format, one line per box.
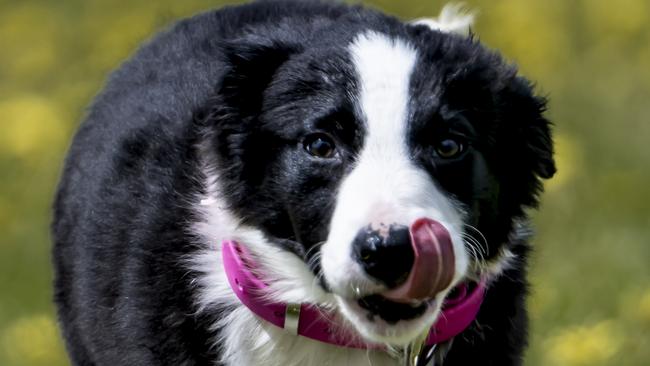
[0, 95, 66, 159]
[637, 289, 650, 324]
[2, 315, 67, 365]
[544, 320, 623, 366]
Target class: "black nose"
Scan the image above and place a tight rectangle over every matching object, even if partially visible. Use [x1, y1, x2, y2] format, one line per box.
[353, 224, 414, 288]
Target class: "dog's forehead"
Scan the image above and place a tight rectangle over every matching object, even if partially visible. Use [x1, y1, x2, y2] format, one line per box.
[265, 27, 491, 137]
[346, 31, 417, 138]
[343, 28, 503, 135]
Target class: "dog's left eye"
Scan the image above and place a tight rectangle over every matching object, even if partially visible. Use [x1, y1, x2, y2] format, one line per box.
[304, 134, 337, 159]
[435, 138, 465, 159]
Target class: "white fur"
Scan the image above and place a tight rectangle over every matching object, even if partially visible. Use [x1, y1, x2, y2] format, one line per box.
[483, 247, 517, 278]
[319, 31, 470, 346]
[191, 170, 401, 365]
[410, 4, 475, 36]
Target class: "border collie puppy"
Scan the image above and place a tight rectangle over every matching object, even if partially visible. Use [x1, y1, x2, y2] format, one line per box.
[52, 1, 555, 365]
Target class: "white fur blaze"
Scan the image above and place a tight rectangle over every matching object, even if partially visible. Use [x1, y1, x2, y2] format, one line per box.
[319, 32, 469, 344]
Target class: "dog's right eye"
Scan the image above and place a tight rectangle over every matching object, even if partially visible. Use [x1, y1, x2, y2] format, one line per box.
[304, 134, 337, 159]
[434, 138, 465, 159]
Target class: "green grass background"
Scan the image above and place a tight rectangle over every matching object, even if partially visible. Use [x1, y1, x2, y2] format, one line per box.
[1, 0, 649, 365]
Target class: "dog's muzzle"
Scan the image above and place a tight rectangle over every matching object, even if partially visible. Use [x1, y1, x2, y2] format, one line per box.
[353, 218, 455, 302]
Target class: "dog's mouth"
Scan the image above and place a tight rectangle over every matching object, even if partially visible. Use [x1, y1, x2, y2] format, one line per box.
[333, 279, 477, 345]
[353, 281, 470, 323]
[334, 289, 446, 345]
[356, 294, 431, 324]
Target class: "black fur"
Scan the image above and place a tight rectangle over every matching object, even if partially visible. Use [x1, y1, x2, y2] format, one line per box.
[52, 1, 554, 365]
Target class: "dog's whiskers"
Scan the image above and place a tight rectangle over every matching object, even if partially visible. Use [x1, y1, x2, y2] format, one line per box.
[304, 240, 325, 259]
[462, 233, 488, 272]
[462, 224, 489, 255]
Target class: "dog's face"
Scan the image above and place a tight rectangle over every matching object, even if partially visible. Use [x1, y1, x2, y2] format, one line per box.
[204, 20, 554, 345]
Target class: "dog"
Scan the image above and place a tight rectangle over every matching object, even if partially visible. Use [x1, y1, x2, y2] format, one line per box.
[52, 1, 555, 365]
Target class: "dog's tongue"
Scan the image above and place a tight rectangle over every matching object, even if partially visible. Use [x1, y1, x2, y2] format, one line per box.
[383, 218, 455, 302]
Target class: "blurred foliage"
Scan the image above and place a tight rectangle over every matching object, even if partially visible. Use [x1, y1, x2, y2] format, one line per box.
[0, 0, 648, 365]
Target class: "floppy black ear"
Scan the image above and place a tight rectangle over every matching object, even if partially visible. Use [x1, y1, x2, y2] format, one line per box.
[496, 76, 556, 211]
[218, 36, 302, 116]
[193, 34, 303, 204]
[195, 34, 303, 155]
[508, 77, 556, 179]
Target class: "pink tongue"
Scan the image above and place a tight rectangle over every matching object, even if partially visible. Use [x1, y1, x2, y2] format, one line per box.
[383, 218, 455, 302]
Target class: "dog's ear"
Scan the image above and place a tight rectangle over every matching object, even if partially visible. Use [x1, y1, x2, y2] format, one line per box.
[503, 76, 556, 180]
[196, 33, 302, 157]
[195, 34, 303, 202]
[496, 75, 556, 211]
[442, 63, 555, 189]
[218, 35, 303, 116]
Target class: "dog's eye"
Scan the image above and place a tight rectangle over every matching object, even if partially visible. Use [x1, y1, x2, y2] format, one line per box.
[435, 138, 464, 158]
[304, 134, 336, 159]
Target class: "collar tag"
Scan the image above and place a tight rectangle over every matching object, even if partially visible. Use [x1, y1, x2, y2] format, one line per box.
[404, 330, 434, 366]
[415, 344, 437, 366]
[284, 303, 301, 335]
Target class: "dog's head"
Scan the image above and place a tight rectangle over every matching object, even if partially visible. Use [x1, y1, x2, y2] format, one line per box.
[199, 11, 554, 346]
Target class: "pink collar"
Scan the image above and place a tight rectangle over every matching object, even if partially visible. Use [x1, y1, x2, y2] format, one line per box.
[222, 240, 486, 348]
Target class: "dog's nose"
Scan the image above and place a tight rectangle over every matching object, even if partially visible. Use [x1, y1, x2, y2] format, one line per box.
[352, 225, 414, 288]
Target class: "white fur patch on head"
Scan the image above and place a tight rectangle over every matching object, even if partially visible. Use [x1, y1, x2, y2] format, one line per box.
[319, 31, 469, 344]
[410, 3, 475, 36]
[321, 31, 419, 299]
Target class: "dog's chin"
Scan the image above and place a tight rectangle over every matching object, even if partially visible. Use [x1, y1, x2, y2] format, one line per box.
[335, 294, 444, 346]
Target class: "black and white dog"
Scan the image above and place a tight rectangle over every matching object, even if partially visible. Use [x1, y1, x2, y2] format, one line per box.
[52, 1, 555, 365]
